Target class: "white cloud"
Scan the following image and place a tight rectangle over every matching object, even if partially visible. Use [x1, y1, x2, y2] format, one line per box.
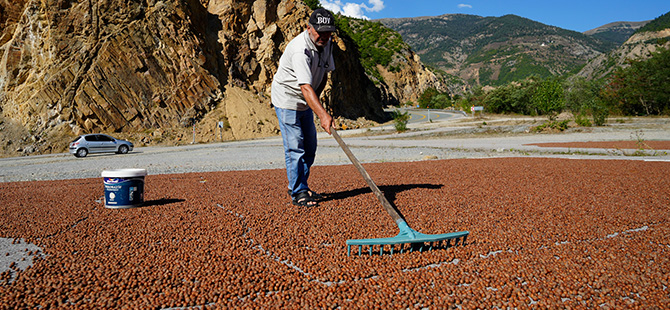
[321, 0, 385, 20]
[368, 0, 385, 11]
[458, 4, 473, 9]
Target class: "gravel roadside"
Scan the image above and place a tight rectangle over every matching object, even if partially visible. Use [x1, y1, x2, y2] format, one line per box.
[1, 116, 669, 183]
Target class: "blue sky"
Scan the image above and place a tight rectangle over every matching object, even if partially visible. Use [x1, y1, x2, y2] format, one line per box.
[320, 0, 670, 32]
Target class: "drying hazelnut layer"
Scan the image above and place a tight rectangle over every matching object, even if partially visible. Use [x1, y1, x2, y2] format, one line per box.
[1, 158, 669, 309]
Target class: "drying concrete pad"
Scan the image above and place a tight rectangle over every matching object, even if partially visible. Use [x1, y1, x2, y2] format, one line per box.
[1, 158, 669, 308]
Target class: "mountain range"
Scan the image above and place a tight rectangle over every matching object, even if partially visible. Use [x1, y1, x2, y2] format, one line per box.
[583, 21, 650, 44]
[377, 14, 653, 92]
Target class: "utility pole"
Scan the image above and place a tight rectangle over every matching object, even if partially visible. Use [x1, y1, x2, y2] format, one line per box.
[218, 121, 224, 141]
[191, 118, 196, 144]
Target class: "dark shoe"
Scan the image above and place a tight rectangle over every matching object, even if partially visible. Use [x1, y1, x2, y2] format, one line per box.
[292, 191, 318, 207]
[287, 189, 324, 201]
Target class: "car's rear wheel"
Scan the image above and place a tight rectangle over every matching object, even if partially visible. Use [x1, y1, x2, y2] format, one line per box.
[117, 145, 129, 154]
[76, 148, 88, 158]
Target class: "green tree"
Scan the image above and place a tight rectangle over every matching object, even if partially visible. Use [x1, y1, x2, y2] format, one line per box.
[603, 47, 670, 116]
[430, 94, 451, 109]
[459, 87, 486, 111]
[304, 0, 321, 10]
[482, 78, 536, 114]
[565, 77, 595, 113]
[564, 77, 609, 126]
[591, 98, 610, 126]
[636, 11, 670, 33]
[531, 77, 565, 119]
[485, 84, 523, 114]
[391, 110, 410, 132]
[418, 87, 440, 108]
[483, 85, 514, 113]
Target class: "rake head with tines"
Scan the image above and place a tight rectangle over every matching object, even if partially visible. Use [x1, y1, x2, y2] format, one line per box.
[346, 220, 469, 256]
[331, 129, 469, 256]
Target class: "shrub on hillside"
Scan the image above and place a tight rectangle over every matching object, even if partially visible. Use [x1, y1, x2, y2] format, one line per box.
[603, 47, 670, 116]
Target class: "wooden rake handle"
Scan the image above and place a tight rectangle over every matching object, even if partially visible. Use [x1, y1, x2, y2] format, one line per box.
[331, 129, 404, 224]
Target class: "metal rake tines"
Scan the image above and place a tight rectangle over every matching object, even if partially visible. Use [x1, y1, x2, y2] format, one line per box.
[346, 233, 469, 256]
[332, 129, 470, 258]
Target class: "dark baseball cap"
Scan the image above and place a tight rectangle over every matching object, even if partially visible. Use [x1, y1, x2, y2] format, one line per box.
[309, 8, 336, 32]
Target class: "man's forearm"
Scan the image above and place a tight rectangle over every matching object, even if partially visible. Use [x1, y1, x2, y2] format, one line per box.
[300, 83, 333, 134]
[301, 84, 328, 118]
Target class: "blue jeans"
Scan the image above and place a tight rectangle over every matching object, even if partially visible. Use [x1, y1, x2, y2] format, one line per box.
[275, 107, 317, 197]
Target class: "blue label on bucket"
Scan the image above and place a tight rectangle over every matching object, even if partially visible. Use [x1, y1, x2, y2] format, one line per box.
[104, 177, 144, 207]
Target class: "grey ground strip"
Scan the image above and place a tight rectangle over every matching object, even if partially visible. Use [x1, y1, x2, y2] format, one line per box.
[0, 238, 44, 283]
[1, 115, 669, 183]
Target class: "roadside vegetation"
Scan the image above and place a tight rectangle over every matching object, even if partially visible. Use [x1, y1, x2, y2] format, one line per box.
[415, 47, 670, 127]
[391, 110, 410, 132]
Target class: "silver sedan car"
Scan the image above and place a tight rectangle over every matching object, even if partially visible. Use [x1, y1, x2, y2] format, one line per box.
[69, 134, 134, 157]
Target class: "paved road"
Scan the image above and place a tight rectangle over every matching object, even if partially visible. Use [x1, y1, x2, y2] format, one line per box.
[386, 108, 466, 124]
[407, 109, 464, 124]
[1, 116, 669, 182]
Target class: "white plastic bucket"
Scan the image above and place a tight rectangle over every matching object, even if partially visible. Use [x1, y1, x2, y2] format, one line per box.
[101, 168, 147, 208]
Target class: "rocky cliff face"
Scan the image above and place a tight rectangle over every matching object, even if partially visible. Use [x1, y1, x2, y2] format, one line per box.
[0, 0, 438, 156]
[2, 0, 223, 143]
[370, 47, 447, 107]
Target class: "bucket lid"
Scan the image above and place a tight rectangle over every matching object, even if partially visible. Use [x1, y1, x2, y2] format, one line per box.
[101, 168, 147, 178]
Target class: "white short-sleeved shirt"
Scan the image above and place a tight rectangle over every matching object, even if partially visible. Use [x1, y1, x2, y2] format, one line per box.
[271, 30, 335, 111]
